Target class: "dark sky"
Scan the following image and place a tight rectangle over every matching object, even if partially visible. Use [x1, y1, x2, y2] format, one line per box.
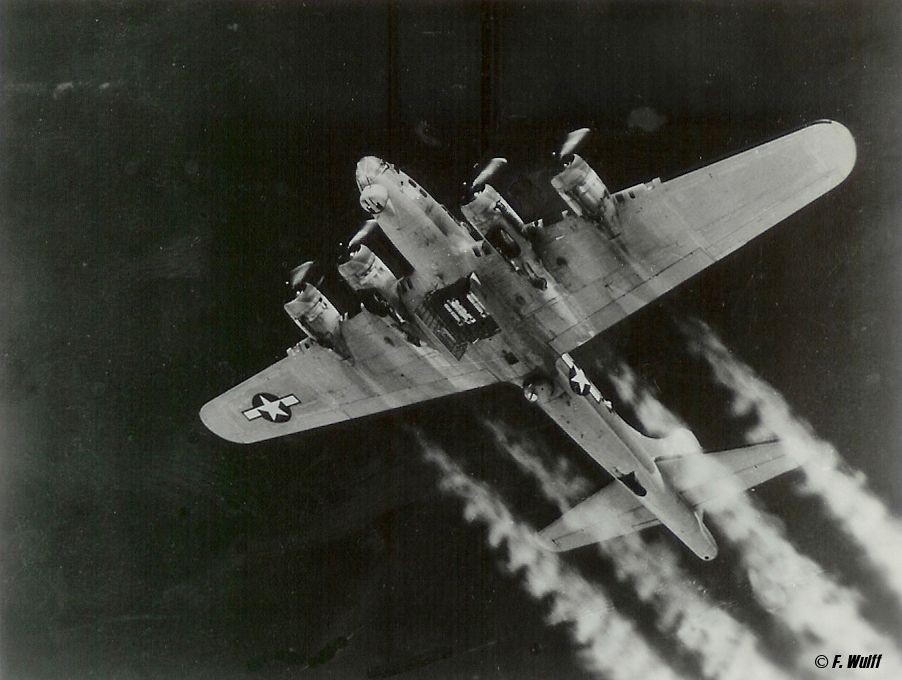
[2, 1, 901, 678]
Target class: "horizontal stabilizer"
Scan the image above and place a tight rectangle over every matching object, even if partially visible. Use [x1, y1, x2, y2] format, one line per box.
[539, 440, 797, 552]
[538, 484, 659, 552]
[657, 440, 798, 508]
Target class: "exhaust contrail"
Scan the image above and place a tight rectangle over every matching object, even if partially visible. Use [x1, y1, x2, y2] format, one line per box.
[686, 320, 902, 609]
[606, 363, 686, 437]
[415, 432, 684, 680]
[485, 419, 791, 680]
[482, 420, 591, 511]
[601, 362, 901, 673]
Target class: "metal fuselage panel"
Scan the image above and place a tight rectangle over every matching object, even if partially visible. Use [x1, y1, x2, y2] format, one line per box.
[357, 158, 716, 559]
[362, 162, 472, 286]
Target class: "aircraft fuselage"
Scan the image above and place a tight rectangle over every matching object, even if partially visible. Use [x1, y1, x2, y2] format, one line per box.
[354, 156, 718, 559]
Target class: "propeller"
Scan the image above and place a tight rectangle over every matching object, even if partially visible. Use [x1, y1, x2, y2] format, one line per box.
[348, 219, 379, 251]
[556, 127, 591, 159]
[288, 260, 323, 291]
[468, 157, 508, 192]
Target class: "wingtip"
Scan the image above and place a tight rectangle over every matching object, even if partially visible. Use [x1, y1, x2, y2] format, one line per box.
[534, 529, 565, 552]
[810, 119, 857, 182]
[198, 399, 250, 444]
[535, 515, 575, 552]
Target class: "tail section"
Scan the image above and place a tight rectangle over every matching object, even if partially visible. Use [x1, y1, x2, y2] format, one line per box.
[539, 439, 797, 554]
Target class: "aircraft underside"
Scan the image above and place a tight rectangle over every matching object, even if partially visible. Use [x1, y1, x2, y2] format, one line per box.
[201, 120, 856, 559]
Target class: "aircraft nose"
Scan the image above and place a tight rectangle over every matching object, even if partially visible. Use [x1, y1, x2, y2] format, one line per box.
[355, 156, 383, 188]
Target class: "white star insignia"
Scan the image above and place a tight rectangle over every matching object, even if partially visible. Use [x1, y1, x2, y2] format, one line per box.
[243, 393, 300, 422]
[569, 367, 592, 395]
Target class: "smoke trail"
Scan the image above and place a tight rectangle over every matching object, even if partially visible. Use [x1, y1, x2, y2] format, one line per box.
[606, 362, 688, 436]
[485, 419, 791, 680]
[482, 420, 591, 510]
[612, 535, 791, 680]
[685, 320, 902, 606]
[706, 480, 896, 653]
[601, 356, 901, 672]
[415, 433, 684, 680]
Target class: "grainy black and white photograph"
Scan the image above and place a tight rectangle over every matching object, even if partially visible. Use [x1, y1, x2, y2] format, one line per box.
[2, 1, 901, 678]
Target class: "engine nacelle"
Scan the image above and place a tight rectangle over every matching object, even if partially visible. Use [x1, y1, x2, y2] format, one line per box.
[283, 283, 344, 351]
[461, 184, 525, 235]
[551, 154, 619, 235]
[359, 183, 389, 214]
[523, 376, 557, 404]
[337, 244, 399, 305]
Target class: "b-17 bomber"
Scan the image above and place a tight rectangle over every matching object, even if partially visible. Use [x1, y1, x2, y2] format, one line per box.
[201, 122, 856, 560]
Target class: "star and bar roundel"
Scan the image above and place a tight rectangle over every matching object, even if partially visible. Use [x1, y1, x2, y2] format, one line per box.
[242, 392, 300, 423]
[561, 353, 615, 413]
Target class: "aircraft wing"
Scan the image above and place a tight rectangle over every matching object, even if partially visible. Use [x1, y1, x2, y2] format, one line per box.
[534, 120, 856, 354]
[200, 312, 501, 443]
[539, 440, 796, 551]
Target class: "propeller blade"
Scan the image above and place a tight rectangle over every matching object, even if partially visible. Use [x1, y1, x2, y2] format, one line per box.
[348, 220, 379, 250]
[288, 260, 316, 290]
[559, 127, 590, 157]
[470, 157, 507, 190]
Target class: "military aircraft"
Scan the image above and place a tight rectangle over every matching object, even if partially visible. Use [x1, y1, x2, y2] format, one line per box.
[201, 121, 856, 560]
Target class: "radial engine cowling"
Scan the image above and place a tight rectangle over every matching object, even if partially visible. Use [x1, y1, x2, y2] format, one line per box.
[359, 183, 389, 215]
[523, 376, 556, 404]
[551, 154, 619, 231]
[337, 244, 399, 305]
[284, 282, 343, 350]
[461, 184, 525, 234]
